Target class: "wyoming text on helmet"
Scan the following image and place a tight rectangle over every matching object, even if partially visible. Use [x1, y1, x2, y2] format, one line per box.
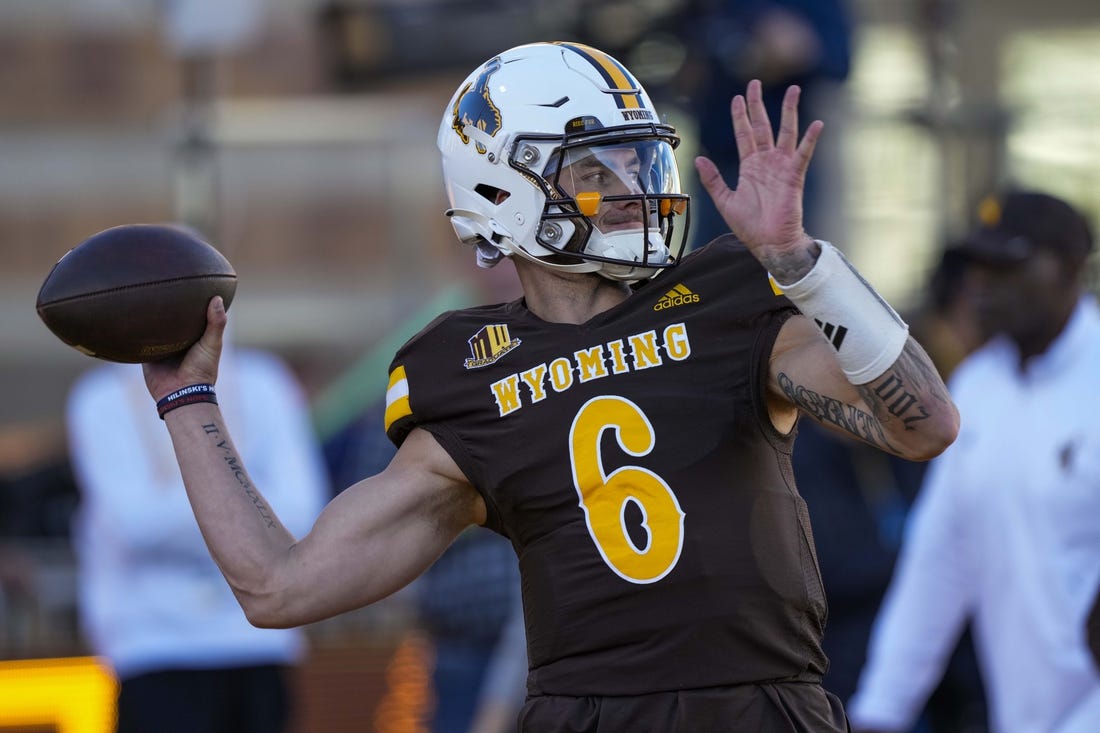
[437, 42, 691, 282]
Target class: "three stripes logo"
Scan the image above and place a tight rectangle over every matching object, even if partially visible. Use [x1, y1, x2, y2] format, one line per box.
[464, 324, 522, 369]
[653, 283, 700, 311]
[815, 319, 848, 351]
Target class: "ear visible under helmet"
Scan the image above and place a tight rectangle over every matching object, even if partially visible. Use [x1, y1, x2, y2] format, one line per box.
[437, 42, 690, 282]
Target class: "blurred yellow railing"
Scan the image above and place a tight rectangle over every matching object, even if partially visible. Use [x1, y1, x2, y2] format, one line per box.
[0, 656, 115, 733]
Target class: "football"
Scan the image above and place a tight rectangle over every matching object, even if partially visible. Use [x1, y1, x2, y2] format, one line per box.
[36, 223, 237, 363]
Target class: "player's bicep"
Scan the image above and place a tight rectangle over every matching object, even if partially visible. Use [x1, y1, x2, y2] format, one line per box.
[274, 428, 485, 626]
[767, 315, 896, 451]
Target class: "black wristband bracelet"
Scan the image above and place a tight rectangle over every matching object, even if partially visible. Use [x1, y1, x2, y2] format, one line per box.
[157, 383, 217, 419]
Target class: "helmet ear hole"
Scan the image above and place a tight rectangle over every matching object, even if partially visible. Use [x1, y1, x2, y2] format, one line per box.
[475, 184, 510, 205]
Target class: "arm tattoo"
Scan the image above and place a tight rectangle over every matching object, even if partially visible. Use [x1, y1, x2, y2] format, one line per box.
[864, 374, 930, 428]
[761, 240, 823, 285]
[202, 422, 277, 529]
[777, 372, 898, 452]
[857, 343, 945, 430]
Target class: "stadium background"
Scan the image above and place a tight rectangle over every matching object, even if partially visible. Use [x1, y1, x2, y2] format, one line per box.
[0, 0, 1098, 730]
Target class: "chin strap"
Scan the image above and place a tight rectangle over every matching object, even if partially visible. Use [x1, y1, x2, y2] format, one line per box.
[587, 229, 670, 281]
[447, 208, 507, 268]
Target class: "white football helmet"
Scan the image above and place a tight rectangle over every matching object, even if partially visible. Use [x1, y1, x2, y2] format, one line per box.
[438, 42, 690, 282]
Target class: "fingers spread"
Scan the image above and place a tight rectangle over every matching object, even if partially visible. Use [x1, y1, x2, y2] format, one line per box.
[776, 85, 801, 152]
[796, 120, 825, 175]
[694, 155, 729, 201]
[746, 80, 774, 151]
[731, 95, 755, 161]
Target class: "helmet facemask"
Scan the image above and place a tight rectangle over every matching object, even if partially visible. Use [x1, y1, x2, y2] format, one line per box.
[512, 124, 690, 282]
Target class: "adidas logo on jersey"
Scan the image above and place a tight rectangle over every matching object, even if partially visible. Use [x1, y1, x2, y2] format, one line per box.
[653, 283, 700, 311]
[814, 319, 848, 351]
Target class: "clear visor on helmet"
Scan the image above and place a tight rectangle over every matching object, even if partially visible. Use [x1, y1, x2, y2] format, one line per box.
[546, 140, 682, 235]
[507, 129, 690, 278]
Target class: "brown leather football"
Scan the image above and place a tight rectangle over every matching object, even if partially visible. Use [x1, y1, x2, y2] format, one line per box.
[36, 224, 237, 363]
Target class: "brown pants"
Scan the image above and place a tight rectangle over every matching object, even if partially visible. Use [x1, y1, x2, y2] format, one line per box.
[519, 681, 850, 732]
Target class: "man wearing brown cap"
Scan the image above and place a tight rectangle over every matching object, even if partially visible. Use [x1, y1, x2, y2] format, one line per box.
[849, 189, 1100, 733]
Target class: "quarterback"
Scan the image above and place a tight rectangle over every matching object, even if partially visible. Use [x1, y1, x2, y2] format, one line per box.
[144, 42, 959, 730]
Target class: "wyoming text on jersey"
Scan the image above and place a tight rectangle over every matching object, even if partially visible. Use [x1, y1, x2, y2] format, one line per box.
[489, 322, 691, 416]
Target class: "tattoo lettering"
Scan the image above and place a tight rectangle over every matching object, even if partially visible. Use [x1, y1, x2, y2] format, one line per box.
[871, 374, 930, 428]
[777, 372, 897, 452]
[203, 422, 276, 529]
[862, 340, 953, 432]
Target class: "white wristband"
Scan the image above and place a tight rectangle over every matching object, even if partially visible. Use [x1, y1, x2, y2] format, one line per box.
[772, 241, 909, 384]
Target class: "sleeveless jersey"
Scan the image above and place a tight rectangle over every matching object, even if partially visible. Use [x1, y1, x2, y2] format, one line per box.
[385, 235, 829, 696]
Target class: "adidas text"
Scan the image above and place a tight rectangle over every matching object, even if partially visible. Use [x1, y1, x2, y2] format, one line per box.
[654, 285, 701, 311]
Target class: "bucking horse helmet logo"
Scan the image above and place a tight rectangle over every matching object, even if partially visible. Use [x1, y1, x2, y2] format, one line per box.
[451, 56, 503, 154]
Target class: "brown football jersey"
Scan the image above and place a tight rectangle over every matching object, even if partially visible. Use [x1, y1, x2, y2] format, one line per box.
[386, 235, 829, 696]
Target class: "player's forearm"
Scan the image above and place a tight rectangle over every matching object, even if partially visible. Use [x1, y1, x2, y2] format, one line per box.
[779, 335, 959, 460]
[855, 337, 959, 461]
[769, 241, 959, 459]
[162, 402, 299, 623]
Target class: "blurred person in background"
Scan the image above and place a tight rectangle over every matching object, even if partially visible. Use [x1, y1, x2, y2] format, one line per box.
[139, 42, 959, 731]
[321, 265, 527, 733]
[795, 245, 988, 731]
[325, 407, 528, 733]
[0, 544, 34, 623]
[465, 589, 528, 733]
[67, 323, 329, 733]
[1089, 591, 1100, 673]
[905, 244, 986, 383]
[671, 0, 853, 246]
[848, 190, 1100, 733]
[414, 526, 526, 733]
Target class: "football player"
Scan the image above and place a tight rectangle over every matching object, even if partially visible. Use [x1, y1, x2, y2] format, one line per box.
[144, 42, 959, 730]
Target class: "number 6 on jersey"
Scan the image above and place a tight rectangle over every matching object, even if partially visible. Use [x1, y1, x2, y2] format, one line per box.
[570, 395, 686, 583]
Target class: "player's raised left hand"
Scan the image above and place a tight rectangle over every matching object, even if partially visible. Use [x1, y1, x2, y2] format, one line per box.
[694, 80, 823, 280]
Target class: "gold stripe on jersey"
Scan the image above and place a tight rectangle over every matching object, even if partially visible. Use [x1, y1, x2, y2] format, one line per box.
[384, 365, 412, 432]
